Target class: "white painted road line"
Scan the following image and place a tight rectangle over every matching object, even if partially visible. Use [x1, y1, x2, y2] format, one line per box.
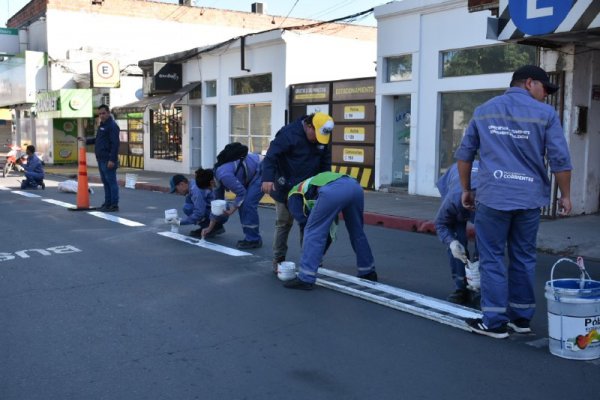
[316, 267, 482, 331]
[0, 186, 11, 191]
[158, 231, 252, 257]
[87, 211, 145, 227]
[12, 190, 42, 198]
[42, 198, 77, 208]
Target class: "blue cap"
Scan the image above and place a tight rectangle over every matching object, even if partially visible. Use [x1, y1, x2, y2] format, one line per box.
[169, 174, 187, 193]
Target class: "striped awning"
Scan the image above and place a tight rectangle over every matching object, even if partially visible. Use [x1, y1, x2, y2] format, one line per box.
[489, 0, 600, 42]
[112, 82, 201, 116]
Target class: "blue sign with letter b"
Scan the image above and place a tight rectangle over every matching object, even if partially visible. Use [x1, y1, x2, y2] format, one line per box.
[510, 0, 573, 36]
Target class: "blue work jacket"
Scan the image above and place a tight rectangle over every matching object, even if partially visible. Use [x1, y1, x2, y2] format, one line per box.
[87, 116, 120, 163]
[214, 152, 261, 207]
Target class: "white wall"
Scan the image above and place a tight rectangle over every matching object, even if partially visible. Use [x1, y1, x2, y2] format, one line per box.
[375, 0, 511, 196]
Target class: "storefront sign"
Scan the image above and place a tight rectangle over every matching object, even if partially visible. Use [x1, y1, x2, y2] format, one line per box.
[332, 79, 375, 101]
[36, 89, 93, 119]
[342, 148, 365, 163]
[154, 63, 182, 92]
[343, 127, 365, 142]
[344, 105, 365, 120]
[0, 28, 19, 55]
[52, 119, 78, 164]
[90, 59, 120, 88]
[291, 83, 330, 103]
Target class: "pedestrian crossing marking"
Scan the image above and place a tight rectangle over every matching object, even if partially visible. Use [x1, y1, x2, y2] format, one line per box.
[42, 198, 76, 208]
[12, 191, 42, 198]
[158, 231, 252, 257]
[0, 186, 11, 191]
[87, 211, 145, 227]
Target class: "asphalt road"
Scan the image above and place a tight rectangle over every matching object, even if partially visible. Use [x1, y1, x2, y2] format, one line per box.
[1, 177, 599, 400]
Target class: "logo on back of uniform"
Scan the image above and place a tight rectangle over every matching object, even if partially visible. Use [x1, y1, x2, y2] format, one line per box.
[494, 170, 503, 179]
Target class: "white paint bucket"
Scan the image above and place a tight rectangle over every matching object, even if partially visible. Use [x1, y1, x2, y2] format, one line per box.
[125, 173, 138, 189]
[211, 200, 227, 216]
[164, 209, 178, 220]
[277, 261, 297, 281]
[545, 257, 600, 360]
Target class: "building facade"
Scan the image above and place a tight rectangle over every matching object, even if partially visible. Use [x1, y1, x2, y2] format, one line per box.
[373, 0, 599, 215]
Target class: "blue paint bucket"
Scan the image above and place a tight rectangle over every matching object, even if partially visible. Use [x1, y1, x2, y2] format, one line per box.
[545, 257, 600, 360]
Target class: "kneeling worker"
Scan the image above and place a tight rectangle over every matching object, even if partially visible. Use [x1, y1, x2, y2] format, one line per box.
[20, 145, 45, 190]
[169, 169, 227, 237]
[283, 172, 377, 290]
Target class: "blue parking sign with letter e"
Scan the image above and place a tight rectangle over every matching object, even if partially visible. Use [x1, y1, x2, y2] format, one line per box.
[509, 0, 574, 35]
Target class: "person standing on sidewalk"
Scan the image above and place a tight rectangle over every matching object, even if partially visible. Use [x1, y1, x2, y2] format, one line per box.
[19, 145, 45, 190]
[79, 104, 120, 212]
[261, 112, 333, 272]
[455, 65, 572, 339]
[283, 172, 376, 290]
[435, 161, 479, 305]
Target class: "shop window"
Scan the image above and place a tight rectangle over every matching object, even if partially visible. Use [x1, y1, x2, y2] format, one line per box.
[441, 44, 537, 78]
[205, 80, 217, 98]
[231, 74, 272, 95]
[230, 103, 271, 154]
[438, 90, 504, 176]
[385, 55, 412, 82]
[150, 108, 182, 161]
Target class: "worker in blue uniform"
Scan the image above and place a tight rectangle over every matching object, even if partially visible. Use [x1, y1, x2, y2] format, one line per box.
[283, 172, 377, 290]
[169, 169, 227, 238]
[212, 152, 263, 249]
[261, 112, 333, 272]
[455, 65, 572, 339]
[20, 145, 45, 190]
[435, 161, 479, 305]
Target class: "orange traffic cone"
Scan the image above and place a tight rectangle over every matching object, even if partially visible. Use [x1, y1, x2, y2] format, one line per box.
[70, 146, 94, 211]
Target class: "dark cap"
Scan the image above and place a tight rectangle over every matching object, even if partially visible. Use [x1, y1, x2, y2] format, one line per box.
[169, 174, 188, 193]
[512, 65, 559, 95]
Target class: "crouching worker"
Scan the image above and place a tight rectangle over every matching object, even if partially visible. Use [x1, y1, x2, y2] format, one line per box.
[435, 161, 479, 305]
[212, 143, 263, 249]
[20, 145, 45, 190]
[169, 169, 227, 238]
[283, 172, 377, 290]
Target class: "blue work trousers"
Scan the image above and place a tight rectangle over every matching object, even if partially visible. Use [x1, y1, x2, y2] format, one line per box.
[238, 174, 262, 242]
[475, 203, 540, 328]
[98, 160, 119, 206]
[298, 177, 375, 283]
[447, 222, 468, 291]
[21, 173, 44, 189]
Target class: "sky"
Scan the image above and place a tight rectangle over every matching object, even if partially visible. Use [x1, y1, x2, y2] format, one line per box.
[1, 0, 383, 27]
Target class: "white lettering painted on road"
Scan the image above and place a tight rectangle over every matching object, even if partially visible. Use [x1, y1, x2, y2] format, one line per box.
[42, 198, 76, 208]
[0, 245, 82, 262]
[527, 0, 553, 19]
[12, 191, 42, 198]
[88, 211, 145, 227]
[158, 231, 252, 257]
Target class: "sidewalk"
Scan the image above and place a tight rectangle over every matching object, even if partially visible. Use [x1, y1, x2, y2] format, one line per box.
[44, 164, 600, 261]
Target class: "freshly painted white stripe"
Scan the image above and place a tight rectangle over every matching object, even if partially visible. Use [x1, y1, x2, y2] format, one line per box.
[87, 211, 145, 227]
[318, 268, 482, 320]
[42, 198, 76, 208]
[0, 186, 11, 191]
[12, 191, 42, 198]
[157, 231, 251, 257]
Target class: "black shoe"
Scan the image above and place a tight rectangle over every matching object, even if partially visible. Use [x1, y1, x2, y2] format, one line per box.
[447, 289, 470, 305]
[359, 270, 378, 282]
[106, 205, 119, 212]
[237, 239, 262, 249]
[40, 181, 45, 190]
[189, 228, 203, 238]
[507, 318, 532, 334]
[466, 318, 509, 339]
[283, 277, 314, 290]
